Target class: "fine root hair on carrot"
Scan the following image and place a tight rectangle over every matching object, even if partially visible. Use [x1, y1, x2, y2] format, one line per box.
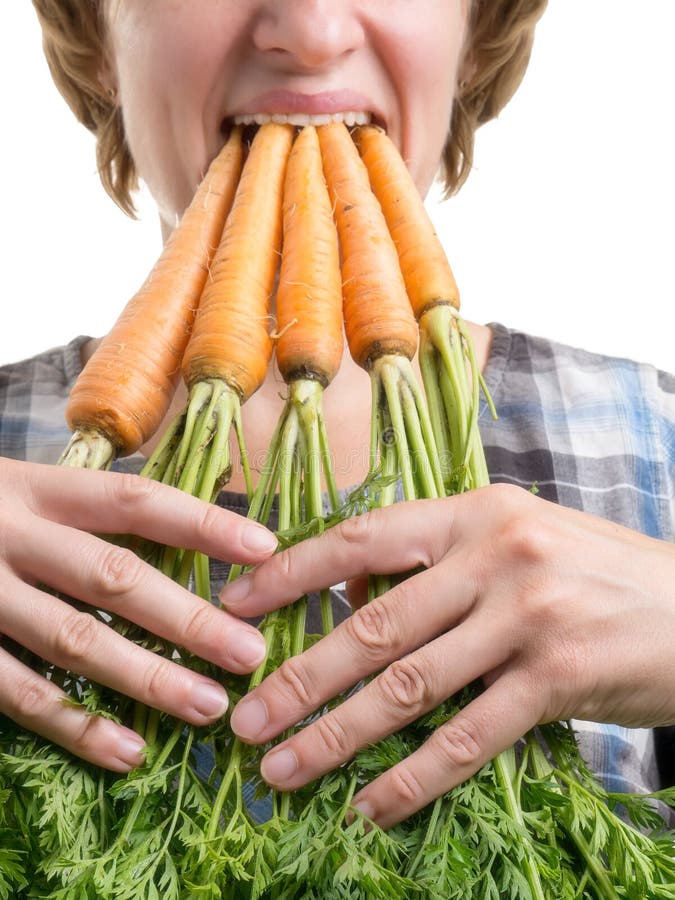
[317, 122, 442, 507]
[355, 123, 493, 491]
[237, 126, 344, 662]
[141, 124, 294, 588]
[275, 125, 343, 388]
[317, 121, 418, 371]
[181, 122, 294, 402]
[355, 124, 459, 319]
[61, 127, 244, 467]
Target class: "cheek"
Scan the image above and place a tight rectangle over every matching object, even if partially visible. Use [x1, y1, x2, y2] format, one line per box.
[379, 5, 467, 192]
[109, 8, 231, 219]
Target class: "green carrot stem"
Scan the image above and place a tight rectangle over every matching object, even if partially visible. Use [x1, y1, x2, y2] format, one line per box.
[369, 374, 382, 478]
[132, 702, 147, 736]
[232, 397, 253, 501]
[169, 381, 212, 485]
[400, 379, 440, 499]
[407, 795, 446, 878]
[492, 748, 547, 900]
[297, 379, 337, 632]
[378, 358, 415, 501]
[318, 409, 340, 512]
[113, 721, 184, 849]
[192, 552, 211, 599]
[156, 728, 194, 859]
[97, 771, 110, 850]
[206, 608, 279, 840]
[175, 383, 222, 496]
[206, 741, 242, 842]
[196, 390, 234, 502]
[138, 411, 185, 481]
[290, 439, 302, 526]
[419, 344, 452, 482]
[368, 437, 398, 602]
[144, 708, 160, 746]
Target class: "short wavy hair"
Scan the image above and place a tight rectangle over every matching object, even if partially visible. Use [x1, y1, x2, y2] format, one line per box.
[32, 0, 548, 216]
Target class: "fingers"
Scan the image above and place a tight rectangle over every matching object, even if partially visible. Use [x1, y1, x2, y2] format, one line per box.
[349, 673, 538, 829]
[18, 460, 277, 565]
[0, 644, 146, 772]
[232, 602, 510, 794]
[9, 512, 267, 674]
[220, 497, 463, 616]
[230, 563, 479, 744]
[3, 578, 236, 727]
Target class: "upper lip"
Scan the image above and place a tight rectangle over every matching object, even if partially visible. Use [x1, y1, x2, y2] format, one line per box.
[228, 89, 384, 124]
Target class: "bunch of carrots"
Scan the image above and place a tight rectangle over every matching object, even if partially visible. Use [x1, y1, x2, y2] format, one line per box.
[1, 123, 674, 898]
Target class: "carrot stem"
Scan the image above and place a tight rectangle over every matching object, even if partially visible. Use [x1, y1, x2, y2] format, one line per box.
[59, 430, 115, 470]
[379, 359, 415, 501]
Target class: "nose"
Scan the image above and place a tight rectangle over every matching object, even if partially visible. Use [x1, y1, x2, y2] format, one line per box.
[252, 1, 365, 71]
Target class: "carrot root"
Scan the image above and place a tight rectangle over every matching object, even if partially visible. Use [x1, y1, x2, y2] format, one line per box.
[65, 127, 244, 461]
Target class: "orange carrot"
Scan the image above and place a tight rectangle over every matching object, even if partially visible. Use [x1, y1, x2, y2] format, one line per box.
[356, 125, 492, 491]
[276, 126, 343, 387]
[65, 127, 244, 458]
[182, 123, 294, 402]
[317, 122, 418, 370]
[355, 125, 460, 318]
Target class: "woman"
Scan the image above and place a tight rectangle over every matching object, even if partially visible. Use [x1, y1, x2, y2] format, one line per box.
[2, 0, 673, 833]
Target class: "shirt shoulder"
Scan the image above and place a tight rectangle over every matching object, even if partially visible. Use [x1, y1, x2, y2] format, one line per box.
[480, 324, 675, 540]
[0, 337, 89, 464]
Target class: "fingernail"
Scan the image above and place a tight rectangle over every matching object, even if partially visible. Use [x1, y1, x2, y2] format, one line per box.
[231, 631, 267, 668]
[261, 748, 298, 784]
[242, 525, 277, 554]
[116, 732, 146, 768]
[191, 682, 229, 719]
[230, 697, 267, 739]
[220, 574, 252, 608]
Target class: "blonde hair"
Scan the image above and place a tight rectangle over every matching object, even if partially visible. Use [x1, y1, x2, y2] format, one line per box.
[32, 0, 547, 214]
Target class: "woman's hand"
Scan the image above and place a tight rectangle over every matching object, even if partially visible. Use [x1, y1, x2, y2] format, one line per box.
[220, 483, 675, 828]
[0, 456, 276, 771]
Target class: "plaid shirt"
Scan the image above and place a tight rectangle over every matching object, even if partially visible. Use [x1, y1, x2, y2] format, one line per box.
[1, 325, 673, 822]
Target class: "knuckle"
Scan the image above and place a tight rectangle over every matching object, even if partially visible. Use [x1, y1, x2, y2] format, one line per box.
[499, 513, 553, 566]
[313, 713, 353, 758]
[95, 545, 146, 598]
[180, 600, 217, 648]
[272, 547, 296, 583]
[275, 656, 318, 710]
[488, 481, 530, 511]
[430, 717, 484, 770]
[52, 611, 99, 666]
[10, 676, 52, 723]
[387, 761, 426, 807]
[142, 658, 175, 705]
[344, 597, 401, 662]
[71, 711, 107, 757]
[111, 472, 160, 511]
[378, 658, 431, 720]
[198, 501, 226, 538]
[334, 512, 374, 548]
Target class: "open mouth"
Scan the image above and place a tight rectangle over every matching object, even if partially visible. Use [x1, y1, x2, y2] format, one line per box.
[232, 111, 373, 127]
[220, 110, 382, 145]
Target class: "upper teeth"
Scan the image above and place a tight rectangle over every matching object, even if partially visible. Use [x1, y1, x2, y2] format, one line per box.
[233, 111, 372, 127]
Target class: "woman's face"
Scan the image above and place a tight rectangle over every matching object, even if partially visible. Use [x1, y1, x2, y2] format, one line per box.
[106, 1, 470, 227]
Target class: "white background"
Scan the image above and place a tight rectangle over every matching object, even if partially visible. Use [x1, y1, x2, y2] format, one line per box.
[2, 2, 673, 372]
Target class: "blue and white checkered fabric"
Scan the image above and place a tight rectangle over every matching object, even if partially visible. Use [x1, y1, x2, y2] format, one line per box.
[1, 324, 673, 823]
